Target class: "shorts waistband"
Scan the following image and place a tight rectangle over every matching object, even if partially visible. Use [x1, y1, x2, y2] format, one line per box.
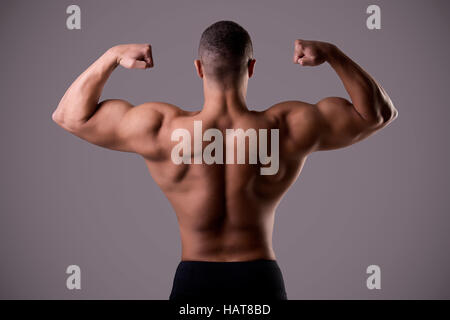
[179, 258, 278, 265]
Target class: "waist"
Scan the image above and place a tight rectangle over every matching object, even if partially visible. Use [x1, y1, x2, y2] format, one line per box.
[180, 228, 275, 261]
[176, 258, 282, 274]
[181, 244, 276, 262]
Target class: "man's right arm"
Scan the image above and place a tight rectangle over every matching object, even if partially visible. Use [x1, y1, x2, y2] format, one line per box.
[287, 40, 398, 152]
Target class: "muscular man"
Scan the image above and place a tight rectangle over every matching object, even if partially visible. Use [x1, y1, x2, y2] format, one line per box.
[52, 21, 397, 300]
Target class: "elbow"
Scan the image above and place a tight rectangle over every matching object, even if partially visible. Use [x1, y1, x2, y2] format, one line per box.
[380, 101, 398, 124]
[52, 109, 63, 124]
[51, 109, 83, 132]
[390, 107, 399, 122]
[364, 84, 398, 126]
[377, 86, 398, 124]
[362, 101, 398, 129]
[369, 102, 398, 128]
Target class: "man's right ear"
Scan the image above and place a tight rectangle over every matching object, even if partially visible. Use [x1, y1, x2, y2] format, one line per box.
[194, 59, 203, 78]
[248, 59, 256, 78]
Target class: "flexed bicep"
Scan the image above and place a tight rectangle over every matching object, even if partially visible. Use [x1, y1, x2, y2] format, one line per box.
[52, 43, 158, 153]
[289, 39, 398, 152]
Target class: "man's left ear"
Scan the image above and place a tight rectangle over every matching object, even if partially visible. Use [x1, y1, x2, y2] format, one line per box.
[248, 59, 256, 78]
[194, 59, 203, 78]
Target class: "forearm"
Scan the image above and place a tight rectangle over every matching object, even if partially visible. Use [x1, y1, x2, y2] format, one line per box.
[325, 44, 397, 124]
[52, 48, 119, 127]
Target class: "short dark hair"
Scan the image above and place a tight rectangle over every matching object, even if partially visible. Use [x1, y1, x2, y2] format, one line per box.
[198, 20, 253, 82]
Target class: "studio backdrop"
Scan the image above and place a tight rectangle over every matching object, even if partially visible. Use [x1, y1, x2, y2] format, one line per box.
[0, 0, 449, 299]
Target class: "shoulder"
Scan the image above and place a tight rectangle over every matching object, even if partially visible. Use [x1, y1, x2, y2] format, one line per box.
[119, 102, 189, 159]
[265, 100, 320, 127]
[134, 101, 185, 118]
[265, 100, 322, 154]
[265, 100, 315, 116]
[126, 101, 188, 130]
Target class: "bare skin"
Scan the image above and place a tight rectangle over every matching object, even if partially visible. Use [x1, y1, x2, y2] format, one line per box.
[52, 40, 398, 262]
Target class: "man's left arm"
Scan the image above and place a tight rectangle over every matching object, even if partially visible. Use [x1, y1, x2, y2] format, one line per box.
[52, 44, 163, 154]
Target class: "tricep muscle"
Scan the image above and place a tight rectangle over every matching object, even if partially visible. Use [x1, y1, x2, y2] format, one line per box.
[314, 96, 379, 151]
[66, 99, 163, 156]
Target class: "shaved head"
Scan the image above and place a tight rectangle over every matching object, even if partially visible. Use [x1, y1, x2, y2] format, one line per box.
[198, 20, 253, 84]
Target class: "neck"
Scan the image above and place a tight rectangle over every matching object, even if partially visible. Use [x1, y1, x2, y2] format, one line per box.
[201, 80, 248, 116]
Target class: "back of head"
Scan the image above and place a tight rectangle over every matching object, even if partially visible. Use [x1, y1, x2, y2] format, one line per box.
[198, 20, 253, 84]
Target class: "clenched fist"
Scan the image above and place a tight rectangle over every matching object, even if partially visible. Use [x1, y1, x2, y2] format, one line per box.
[109, 44, 154, 69]
[293, 39, 333, 67]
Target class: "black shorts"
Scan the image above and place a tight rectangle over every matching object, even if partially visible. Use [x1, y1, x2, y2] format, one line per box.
[169, 259, 287, 300]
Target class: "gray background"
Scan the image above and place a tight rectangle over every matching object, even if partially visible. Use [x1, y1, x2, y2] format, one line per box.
[0, 0, 449, 299]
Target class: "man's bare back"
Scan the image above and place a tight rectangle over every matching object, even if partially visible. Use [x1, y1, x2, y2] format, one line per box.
[140, 101, 312, 262]
[52, 32, 397, 265]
